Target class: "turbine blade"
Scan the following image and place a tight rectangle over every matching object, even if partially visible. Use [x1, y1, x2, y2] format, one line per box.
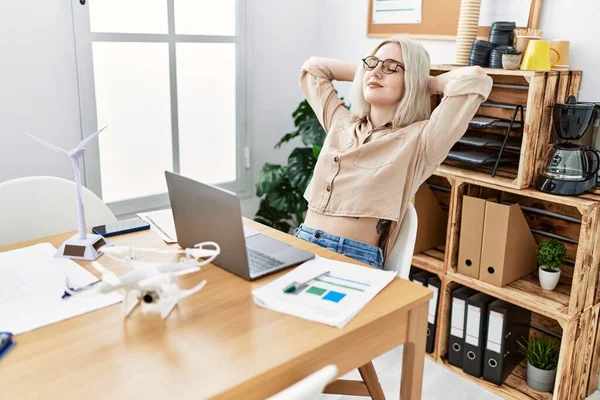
[26, 133, 69, 154]
[77, 125, 107, 150]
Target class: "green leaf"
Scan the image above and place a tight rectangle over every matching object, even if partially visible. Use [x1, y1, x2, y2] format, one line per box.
[298, 118, 326, 147]
[517, 336, 560, 370]
[292, 100, 317, 127]
[274, 131, 299, 149]
[254, 198, 292, 233]
[312, 144, 322, 158]
[255, 164, 285, 197]
[287, 147, 316, 194]
[537, 239, 567, 269]
[266, 186, 297, 214]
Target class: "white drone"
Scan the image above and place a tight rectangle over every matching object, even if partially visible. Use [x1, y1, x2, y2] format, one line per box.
[64, 242, 220, 319]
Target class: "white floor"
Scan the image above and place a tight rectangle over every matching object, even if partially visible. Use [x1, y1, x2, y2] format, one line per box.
[320, 345, 600, 400]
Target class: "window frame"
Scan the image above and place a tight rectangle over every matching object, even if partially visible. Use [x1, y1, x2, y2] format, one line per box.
[71, 0, 250, 217]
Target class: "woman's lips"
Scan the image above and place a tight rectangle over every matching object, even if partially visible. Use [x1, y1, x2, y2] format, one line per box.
[368, 82, 383, 88]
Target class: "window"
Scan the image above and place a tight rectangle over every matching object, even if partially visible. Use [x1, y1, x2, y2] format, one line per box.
[72, 0, 248, 216]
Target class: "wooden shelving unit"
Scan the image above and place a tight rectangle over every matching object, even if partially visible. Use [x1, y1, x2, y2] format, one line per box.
[411, 67, 600, 399]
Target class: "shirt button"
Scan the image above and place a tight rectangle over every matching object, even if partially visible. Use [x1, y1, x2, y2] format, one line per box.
[334, 156, 339, 163]
[326, 184, 331, 192]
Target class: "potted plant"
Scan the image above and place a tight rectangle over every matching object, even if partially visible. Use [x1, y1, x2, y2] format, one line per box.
[537, 239, 566, 291]
[517, 336, 560, 392]
[502, 48, 523, 70]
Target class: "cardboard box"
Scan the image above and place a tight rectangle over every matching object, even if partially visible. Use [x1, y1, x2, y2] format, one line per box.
[413, 183, 448, 254]
[479, 202, 538, 287]
[457, 196, 487, 279]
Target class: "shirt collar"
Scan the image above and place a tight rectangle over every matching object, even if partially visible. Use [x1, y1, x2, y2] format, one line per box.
[362, 115, 393, 130]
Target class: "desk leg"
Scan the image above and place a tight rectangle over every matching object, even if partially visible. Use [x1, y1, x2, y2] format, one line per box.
[400, 303, 428, 400]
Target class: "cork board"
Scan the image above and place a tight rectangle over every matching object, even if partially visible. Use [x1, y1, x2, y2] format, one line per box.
[367, 0, 543, 41]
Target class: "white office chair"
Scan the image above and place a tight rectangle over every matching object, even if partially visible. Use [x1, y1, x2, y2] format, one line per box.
[0, 176, 117, 246]
[324, 203, 419, 399]
[384, 201, 419, 280]
[267, 365, 338, 400]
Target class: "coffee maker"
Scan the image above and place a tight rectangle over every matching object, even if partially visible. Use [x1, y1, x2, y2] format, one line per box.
[536, 96, 600, 196]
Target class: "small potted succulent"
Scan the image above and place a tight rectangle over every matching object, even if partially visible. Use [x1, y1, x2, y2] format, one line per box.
[518, 336, 560, 392]
[537, 239, 566, 291]
[502, 48, 523, 70]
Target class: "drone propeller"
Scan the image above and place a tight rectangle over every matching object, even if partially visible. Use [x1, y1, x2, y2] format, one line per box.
[90, 261, 121, 287]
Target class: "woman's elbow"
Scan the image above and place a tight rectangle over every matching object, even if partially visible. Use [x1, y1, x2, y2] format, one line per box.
[466, 66, 487, 76]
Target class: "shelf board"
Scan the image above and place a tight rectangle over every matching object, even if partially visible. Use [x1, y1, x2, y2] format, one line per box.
[447, 271, 571, 323]
[438, 359, 553, 400]
[431, 64, 541, 78]
[412, 248, 445, 274]
[437, 163, 520, 189]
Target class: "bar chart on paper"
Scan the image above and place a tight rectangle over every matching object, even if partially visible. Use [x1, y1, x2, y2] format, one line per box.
[299, 274, 370, 304]
[252, 257, 396, 328]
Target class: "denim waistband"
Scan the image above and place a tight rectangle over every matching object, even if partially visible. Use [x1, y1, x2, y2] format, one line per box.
[293, 224, 384, 269]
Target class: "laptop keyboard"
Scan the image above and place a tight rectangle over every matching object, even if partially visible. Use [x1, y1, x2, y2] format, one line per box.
[247, 247, 285, 275]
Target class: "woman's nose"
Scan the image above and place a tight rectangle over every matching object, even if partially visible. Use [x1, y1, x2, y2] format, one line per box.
[372, 65, 383, 78]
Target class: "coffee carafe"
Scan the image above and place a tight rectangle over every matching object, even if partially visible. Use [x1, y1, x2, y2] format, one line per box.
[536, 96, 600, 195]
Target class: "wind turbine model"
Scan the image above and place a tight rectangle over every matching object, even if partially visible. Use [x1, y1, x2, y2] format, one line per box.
[26, 126, 108, 260]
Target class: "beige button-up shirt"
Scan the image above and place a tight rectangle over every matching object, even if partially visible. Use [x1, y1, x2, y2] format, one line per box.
[300, 60, 493, 260]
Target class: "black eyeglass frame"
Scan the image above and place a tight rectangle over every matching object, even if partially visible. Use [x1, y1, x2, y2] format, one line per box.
[362, 56, 405, 74]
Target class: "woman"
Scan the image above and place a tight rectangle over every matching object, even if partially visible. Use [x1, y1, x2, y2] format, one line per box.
[294, 36, 493, 269]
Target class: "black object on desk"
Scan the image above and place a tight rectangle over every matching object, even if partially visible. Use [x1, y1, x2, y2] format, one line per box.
[0, 332, 15, 361]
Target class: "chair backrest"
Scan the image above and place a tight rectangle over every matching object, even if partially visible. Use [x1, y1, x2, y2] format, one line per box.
[384, 201, 418, 280]
[0, 176, 117, 246]
[267, 365, 338, 400]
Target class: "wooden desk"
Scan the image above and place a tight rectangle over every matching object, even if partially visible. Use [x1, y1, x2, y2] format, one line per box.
[0, 218, 432, 399]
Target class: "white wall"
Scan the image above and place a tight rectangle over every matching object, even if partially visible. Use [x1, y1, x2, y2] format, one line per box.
[0, 1, 82, 182]
[318, 0, 600, 102]
[243, 0, 320, 216]
[0, 0, 320, 219]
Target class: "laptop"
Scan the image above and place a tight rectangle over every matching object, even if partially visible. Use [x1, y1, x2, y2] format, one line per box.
[165, 171, 315, 280]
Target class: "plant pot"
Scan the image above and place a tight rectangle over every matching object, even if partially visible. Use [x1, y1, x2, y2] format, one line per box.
[502, 53, 522, 70]
[526, 361, 557, 392]
[538, 267, 561, 290]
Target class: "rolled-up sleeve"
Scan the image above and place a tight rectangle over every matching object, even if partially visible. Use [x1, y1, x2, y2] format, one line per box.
[299, 60, 350, 133]
[421, 74, 493, 165]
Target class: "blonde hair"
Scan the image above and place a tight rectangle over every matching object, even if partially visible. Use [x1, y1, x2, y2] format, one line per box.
[349, 36, 431, 129]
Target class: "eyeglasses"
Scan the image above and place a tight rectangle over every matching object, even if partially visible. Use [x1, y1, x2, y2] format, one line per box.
[362, 56, 405, 74]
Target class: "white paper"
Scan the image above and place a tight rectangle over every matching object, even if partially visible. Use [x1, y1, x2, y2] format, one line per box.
[427, 285, 439, 324]
[0, 243, 121, 335]
[138, 209, 177, 243]
[372, 0, 422, 24]
[478, 0, 532, 27]
[252, 256, 396, 328]
[450, 298, 466, 338]
[486, 310, 504, 353]
[138, 208, 259, 243]
[465, 305, 481, 346]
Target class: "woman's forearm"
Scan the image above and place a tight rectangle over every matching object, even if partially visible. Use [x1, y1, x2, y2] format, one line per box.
[428, 66, 487, 95]
[307, 57, 356, 82]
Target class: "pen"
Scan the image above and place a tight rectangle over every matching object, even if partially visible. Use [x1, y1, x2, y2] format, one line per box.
[283, 270, 330, 294]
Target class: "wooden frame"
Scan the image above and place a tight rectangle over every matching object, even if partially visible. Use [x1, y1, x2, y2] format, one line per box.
[446, 177, 600, 323]
[410, 66, 600, 400]
[367, 0, 543, 41]
[431, 65, 551, 190]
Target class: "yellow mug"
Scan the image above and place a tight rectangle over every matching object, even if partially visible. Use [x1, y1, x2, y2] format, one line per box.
[520, 40, 561, 71]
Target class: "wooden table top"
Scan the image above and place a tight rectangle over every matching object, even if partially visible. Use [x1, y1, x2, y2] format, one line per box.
[0, 218, 431, 399]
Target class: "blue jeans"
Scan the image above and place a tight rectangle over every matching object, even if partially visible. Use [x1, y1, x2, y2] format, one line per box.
[293, 224, 384, 269]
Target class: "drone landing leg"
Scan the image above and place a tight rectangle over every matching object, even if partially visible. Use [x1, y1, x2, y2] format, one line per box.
[160, 300, 178, 319]
[123, 291, 139, 318]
